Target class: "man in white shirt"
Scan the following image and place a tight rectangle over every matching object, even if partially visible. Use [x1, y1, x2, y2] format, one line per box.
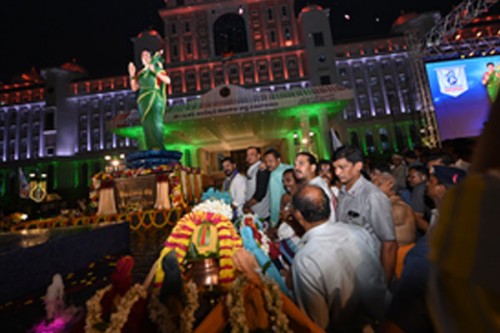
[292, 185, 389, 332]
[243, 147, 270, 219]
[221, 157, 247, 217]
[232, 185, 389, 332]
[294, 152, 336, 222]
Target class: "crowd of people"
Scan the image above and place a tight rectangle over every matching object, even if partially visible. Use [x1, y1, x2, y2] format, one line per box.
[221, 142, 473, 333]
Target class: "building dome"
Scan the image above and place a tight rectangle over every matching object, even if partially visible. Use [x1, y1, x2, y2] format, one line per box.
[60, 60, 87, 75]
[392, 12, 419, 30]
[299, 4, 324, 19]
[391, 11, 441, 35]
[136, 29, 161, 38]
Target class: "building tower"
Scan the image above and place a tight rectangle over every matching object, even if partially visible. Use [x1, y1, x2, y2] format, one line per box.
[159, 0, 307, 96]
[298, 5, 339, 86]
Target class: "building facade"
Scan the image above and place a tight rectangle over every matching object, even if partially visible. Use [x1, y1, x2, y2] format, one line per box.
[1, 0, 497, 204]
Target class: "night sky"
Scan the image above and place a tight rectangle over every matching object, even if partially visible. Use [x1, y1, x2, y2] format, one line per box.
[0, 0, 465, 83]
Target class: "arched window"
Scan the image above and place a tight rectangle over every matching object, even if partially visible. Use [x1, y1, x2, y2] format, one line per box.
[365, 129, 375, 154]
[350, 131, 360, 148]
[213, 14, 249, 56]
[409, 125, 420, 149]
[379, 128, 390, 152]
[395, 126, 406, 151]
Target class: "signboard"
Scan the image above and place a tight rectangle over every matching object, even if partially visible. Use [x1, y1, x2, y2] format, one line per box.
[435, 65, 469, 97]
[167, 84, 353, 122]
[114, 174, 157, 211]
[108, 84, 353, 128]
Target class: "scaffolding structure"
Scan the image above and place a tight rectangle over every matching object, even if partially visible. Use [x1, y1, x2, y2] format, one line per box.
[408, 0, 499, 148]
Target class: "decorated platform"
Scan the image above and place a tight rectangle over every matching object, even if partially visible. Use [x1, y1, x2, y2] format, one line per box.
[76, 192, 323, 333]
[91, 162, 202, 216]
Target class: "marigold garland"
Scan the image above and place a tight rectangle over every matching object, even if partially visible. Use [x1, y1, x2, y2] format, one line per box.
[226, 276, 249, 333]
[179, 280, 199, 333]
[85, 283, 147, 333]
[148, 289, 177, 333]
[156, 210, 242, 290]
[148, 280, 199, 333]
[226, 275, 291, 333]
[262, 278, 291, 333]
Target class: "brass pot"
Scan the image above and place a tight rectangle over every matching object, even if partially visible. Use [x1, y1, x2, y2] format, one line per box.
[184, 258, 220, 288]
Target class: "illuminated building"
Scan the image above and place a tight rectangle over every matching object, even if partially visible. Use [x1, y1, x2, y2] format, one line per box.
[0, 1, 498, 203]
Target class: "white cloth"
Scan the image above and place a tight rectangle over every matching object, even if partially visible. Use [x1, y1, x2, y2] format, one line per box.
[309, 176, 336, 223]
[229, 173, 247, 217]
[97, 188, 117, 215]
[277, 221, 301, 248]
[292, 222, 389, 332]
[245, 161, 270, 218]
[154, 181, 171, 210]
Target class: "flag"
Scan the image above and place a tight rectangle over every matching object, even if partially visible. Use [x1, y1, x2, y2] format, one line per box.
[19, 168, 30, 199]
[330, 128, 343, 151]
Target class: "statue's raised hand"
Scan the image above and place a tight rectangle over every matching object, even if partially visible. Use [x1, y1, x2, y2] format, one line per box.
[128, 62, 136, 77]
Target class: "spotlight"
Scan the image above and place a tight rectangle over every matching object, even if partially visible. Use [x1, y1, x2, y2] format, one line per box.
[344, 14, 351, 20]
[238, 6, 244, 15]
[293, 133, 298, 139]
[309, 131, 314, 137]
[104, 155, 111, 161]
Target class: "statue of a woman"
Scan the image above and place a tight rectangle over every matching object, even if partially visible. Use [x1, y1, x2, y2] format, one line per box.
[128, 50, 171, 150]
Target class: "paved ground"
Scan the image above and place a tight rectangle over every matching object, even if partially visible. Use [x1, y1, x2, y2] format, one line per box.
[0, 226, 172, 332]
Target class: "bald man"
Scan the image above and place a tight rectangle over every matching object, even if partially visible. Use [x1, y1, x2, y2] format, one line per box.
[291, 185, 388, 331]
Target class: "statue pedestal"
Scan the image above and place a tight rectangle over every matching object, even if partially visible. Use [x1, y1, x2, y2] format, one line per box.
[126, 150, 183, 169]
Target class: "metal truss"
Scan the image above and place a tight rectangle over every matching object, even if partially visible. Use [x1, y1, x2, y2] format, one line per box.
[425, 0, 499, 53]
[406, 32, 442, 148]
[408, 0, 499, 148]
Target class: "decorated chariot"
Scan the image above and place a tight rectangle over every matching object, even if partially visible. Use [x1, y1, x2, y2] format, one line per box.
[83, 191, 323, 333]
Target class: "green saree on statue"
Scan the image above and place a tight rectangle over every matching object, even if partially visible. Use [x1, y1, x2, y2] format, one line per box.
[136, 67, 167, 150]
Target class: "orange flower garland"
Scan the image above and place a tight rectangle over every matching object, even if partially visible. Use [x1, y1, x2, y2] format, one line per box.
[154, 211, 242, 290]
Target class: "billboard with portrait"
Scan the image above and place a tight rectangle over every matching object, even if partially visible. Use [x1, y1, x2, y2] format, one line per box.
[425, 55, 500, 140]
